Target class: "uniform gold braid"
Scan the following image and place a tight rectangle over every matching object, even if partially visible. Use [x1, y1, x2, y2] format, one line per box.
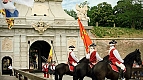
[6, 18, 14, 29]
[0, 8, 15, 29]
[0, 9, 6, 16]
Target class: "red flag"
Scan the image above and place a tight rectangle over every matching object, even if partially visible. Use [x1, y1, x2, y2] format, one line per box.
[78, 18, 92, 53]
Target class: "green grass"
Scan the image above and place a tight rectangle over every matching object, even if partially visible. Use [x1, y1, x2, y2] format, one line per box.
[91, 26, 143, 38]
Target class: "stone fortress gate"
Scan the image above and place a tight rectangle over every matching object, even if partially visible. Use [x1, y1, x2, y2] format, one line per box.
[1, 0, 143, 76]
[0, 0, 92, 75]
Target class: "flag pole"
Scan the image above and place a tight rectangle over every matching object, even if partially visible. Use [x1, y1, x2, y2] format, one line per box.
[51, 40, 58, 64]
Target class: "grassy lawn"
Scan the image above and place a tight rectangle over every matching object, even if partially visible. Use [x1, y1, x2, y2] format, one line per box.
[91, 27, 143, 38]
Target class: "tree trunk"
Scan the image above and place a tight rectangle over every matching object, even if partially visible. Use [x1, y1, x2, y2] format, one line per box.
[113, 23, 116, 27]
[96, 22, 98, 27]
[131, 20, 135, 28]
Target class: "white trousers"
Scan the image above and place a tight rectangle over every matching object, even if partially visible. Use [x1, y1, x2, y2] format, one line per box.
[115, 62, 125, 70]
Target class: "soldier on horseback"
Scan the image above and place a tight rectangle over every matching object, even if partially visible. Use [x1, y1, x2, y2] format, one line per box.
[109, 40, 125, 80]
[68, 45, 79, 66]
[86, 43, 103, 66]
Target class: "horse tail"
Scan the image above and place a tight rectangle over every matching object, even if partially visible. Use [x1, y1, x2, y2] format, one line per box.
[54, 70, 58, 80]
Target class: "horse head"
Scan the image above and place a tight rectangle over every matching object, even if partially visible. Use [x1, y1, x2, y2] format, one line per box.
[124, 49, 142, 67]
[134, 49, 142, 65]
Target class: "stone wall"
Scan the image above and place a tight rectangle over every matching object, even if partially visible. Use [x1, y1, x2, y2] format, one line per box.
[91, 38, 143, 60]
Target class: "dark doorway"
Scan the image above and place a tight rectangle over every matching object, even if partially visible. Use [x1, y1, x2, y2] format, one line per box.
[29, 40, 51, 71]
[2, 56, 12, 75]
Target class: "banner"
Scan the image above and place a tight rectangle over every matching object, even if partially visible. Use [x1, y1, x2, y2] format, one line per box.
[48, 47, 53, 63]
[78, 18, 92, 53]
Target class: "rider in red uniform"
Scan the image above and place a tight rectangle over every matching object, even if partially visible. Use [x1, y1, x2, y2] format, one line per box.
[68, 45, 79, 66]
[86, 43, 103, 66]
[109, 40, 125, 80]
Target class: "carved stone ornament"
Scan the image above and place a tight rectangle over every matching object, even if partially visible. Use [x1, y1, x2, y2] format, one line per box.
[32, 20, 49, 35]
[2, 37, 13, 51]
[76, 4, 90, 21]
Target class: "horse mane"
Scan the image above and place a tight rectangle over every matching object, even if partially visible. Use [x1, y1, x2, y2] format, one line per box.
[123, 49, 140, 66]
[103, 55, 109, 60]
[78, 57, 89, 63]
[101, 55, 110, 63]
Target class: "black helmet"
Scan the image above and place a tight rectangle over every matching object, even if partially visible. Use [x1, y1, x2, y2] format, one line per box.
[89, 43, 96, 47]
[69, 45, 75, 49]
[109, 40, 117, 44]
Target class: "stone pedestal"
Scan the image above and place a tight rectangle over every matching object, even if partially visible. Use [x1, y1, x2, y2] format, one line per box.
[15, 0, 74, 20]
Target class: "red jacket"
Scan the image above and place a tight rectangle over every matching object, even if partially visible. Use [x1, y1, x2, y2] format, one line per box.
[90, 51, 97, 64]
[68, 52, 77, 65]
[109, 48, 122, 64]
[42, 64, 49, 72]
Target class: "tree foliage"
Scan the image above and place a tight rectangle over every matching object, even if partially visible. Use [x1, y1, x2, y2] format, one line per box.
[64, 9, 77, 19]
[114, 0, 143, 29]
[64, 0, 143, 29]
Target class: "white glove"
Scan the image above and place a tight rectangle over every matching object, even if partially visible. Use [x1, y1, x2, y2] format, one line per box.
[86, 53, 90, 59]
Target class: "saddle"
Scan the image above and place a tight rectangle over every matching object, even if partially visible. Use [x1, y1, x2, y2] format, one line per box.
[109, 63, 120, 72]
[67, 62, 74, 72]
[109, 63, 126, 73]
[89, 62, 97, 68]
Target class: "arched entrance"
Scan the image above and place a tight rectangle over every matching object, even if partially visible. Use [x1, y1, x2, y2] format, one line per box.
[2, 56, 12, 75]
[29, 40, 51, 71]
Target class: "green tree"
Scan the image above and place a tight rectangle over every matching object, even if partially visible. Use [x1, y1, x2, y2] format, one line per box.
[88, 2, 114, 27]
[64, 9, 77, 19]
[113, 0, 143, 29]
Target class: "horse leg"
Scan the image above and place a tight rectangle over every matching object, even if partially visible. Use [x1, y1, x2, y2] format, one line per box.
[79, 77, 84, 80]
[55, 72, 58, 80]
[96, 76, 105, 80]
[73, 75, 78, 80]
[59, 75, 63, 80]
[91, 76, 96, 80]
[110, 78, 118, 80]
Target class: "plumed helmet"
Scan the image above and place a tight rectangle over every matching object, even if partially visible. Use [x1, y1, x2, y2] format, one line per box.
[89, 43, 96, 47]
[109, 40, 117, 45]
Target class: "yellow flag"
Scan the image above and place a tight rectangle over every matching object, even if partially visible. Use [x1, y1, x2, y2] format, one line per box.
[48, 47, 52, 62]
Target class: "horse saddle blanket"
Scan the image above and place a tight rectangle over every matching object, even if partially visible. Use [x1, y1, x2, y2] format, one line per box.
[68, 64, 74, 72]
[109, 64, 126, 73]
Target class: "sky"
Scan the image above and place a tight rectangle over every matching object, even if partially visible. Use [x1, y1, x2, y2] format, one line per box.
[62, 0, 119, 10]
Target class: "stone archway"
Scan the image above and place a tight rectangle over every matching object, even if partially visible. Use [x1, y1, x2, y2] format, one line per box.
[2, 56, 12, 75]
[29, 40, 51, 71]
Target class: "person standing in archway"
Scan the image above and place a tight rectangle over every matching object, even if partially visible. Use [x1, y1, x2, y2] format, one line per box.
[33, 54, 37, 69]
[8, 64, 13, 76]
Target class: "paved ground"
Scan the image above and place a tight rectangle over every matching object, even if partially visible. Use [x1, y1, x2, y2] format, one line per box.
[34, 73, 92, 80]
[0, 73, 91, 80]
[62, 75, 92, 80]
[1, 74, 137, 80]
[0, 75, 18, 80]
